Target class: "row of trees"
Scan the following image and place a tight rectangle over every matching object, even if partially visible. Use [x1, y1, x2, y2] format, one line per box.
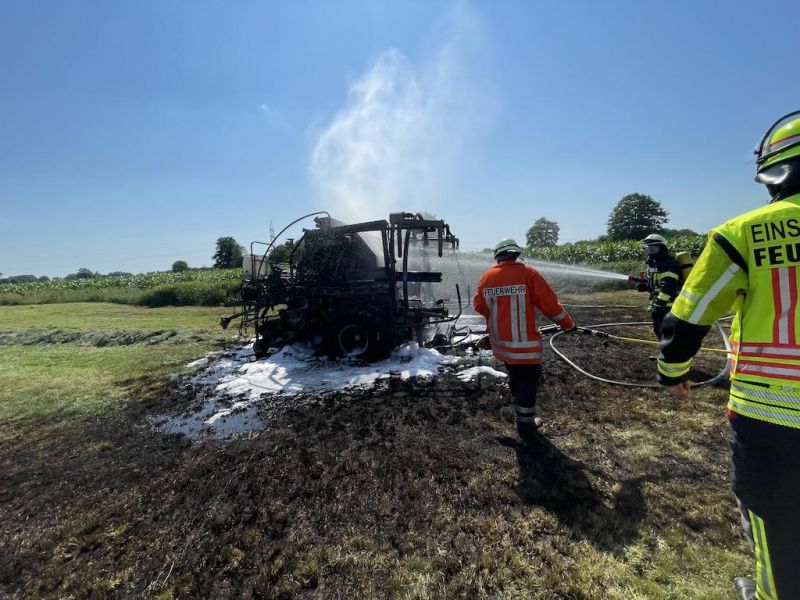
[2, 238, 245, 283]
[0, 274, 50, 284]
[210, 236, 293, 269]
[525, 193, 698, 249]
[2, 238, 241, 283]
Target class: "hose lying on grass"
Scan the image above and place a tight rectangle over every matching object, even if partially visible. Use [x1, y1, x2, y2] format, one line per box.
[542, 321, 731, 389]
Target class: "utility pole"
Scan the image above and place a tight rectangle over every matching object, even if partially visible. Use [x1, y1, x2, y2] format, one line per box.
[270, 220, 275, 242]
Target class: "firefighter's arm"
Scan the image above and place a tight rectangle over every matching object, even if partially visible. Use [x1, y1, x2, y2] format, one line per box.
[657, 231, 748, 386]
[657, 315, 711, 385]
[473, 273, 489, 318]
[530, 268, 575, 331]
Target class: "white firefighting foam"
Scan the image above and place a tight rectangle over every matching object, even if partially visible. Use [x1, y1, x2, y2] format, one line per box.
[199, 342, 459, 399]
[154, 342, 502, 440]
[456, 366, 507, 381]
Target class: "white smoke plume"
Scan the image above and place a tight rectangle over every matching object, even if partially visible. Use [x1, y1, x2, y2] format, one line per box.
[310, 5, 491, 223]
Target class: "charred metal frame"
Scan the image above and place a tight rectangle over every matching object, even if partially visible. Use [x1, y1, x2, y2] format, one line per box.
[221, 211, 462, 358]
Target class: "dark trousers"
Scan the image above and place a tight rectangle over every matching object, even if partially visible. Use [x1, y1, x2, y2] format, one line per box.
[652, 309, 666, 340]
[730, 414, 800, 598]
[505, 363, 542, 436]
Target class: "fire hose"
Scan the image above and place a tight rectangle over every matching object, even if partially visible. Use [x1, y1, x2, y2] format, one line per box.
[568, 325, 730, 355]
[543, 321, 732, 388]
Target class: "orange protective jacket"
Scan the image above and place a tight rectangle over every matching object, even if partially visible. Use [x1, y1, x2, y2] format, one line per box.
[473, 260, 574, 364]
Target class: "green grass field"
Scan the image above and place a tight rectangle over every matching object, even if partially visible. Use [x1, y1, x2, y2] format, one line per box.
[0, 303, 231, 432]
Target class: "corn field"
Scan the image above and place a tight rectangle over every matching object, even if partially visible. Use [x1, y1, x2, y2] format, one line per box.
[524, 235, 708, 264]
[0, 269, 242, 306]
[0, 269, 241, 294]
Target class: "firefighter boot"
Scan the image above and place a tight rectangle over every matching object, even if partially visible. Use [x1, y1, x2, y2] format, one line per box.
[517, 417, 543, 444]
[733, 577, 756, 600]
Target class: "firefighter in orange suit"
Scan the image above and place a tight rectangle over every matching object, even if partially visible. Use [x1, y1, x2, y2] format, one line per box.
[657, 111, 800, 600]
[474, 239, 576, 442]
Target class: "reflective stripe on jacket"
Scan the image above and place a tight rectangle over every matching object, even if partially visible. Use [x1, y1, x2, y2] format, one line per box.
[473, 260, 574, 365]
[658, 194, 800, 428]
[647, 256, 682, 310]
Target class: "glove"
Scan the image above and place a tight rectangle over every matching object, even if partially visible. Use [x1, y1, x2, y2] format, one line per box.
[636, 283, 649, 293]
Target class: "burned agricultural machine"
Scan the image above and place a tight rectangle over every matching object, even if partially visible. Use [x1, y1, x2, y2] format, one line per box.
[220, 212, 462, 360]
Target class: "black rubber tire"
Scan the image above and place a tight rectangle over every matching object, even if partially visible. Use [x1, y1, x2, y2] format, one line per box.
[254, 317, 275, 359]
[323, 314, 393, 361]
[253, 335, 270, 359]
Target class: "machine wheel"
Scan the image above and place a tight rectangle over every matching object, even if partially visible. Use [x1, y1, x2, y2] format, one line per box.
[253, 332, 271, 359]
[324, 314, 393, 361]
[254, 313, 278, 359]
[252, 339, 266, 358]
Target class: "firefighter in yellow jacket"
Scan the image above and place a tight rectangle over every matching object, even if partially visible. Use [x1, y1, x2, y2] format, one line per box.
[657, 110, 800, 600]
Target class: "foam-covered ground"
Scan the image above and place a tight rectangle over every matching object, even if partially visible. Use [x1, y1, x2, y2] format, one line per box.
[154, 341, 507, 439]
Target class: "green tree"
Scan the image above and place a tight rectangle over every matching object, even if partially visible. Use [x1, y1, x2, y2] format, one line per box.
[172, 260, 189, 272]
[606, 193, 669, 241]
[661, 227, 700, 237]
[212, 237, 244, 269]
[268, 242, 292, 265]
[4, 274, 38, 283]
[526, 217, 560, 248]
[66, 268, 98, 280]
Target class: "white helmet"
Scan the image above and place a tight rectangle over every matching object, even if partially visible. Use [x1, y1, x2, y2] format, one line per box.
[494, 238, 522, 260]
[641, 233, 667, 248]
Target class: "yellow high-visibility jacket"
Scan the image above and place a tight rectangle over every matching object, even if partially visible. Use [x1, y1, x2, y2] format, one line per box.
[658, 194, 800, 428]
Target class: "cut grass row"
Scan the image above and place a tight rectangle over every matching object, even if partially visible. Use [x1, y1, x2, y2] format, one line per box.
[0, 304, 233, 435]
[0, 302, 230, 331]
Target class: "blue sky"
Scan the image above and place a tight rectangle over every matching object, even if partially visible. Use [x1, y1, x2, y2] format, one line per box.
[2, 1, 800, 277]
